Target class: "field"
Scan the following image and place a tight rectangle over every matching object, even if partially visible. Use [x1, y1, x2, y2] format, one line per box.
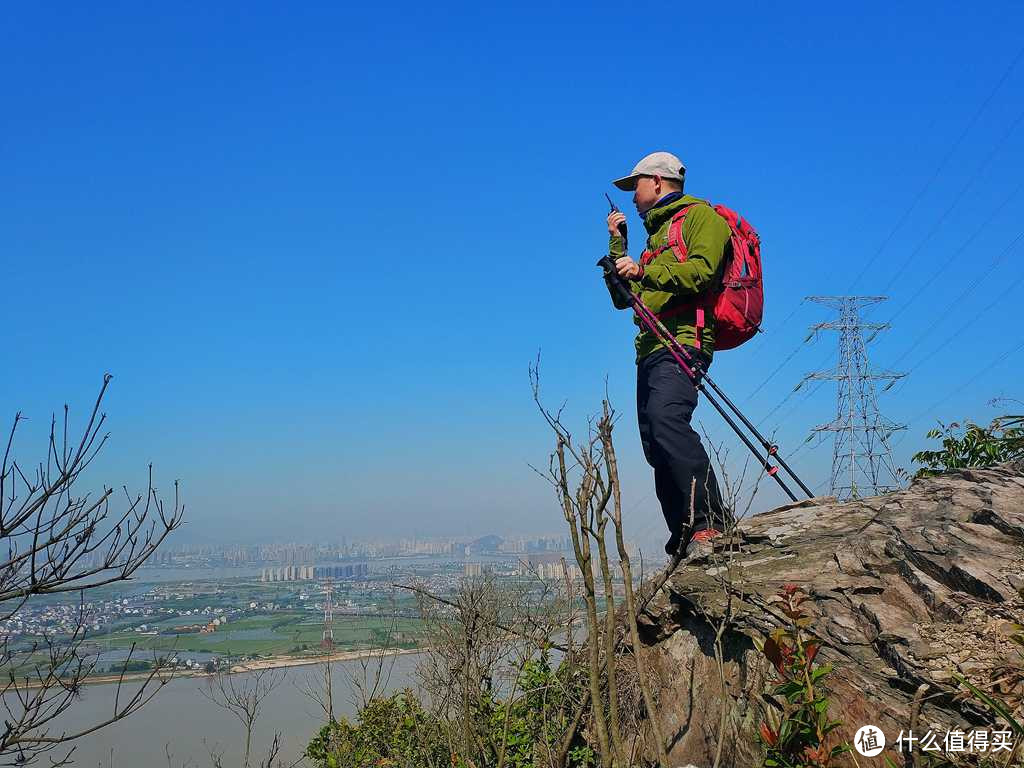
[98, 612, 426, 657]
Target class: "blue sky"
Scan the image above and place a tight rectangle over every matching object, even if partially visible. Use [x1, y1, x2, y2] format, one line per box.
[4, 2, 1023, 548]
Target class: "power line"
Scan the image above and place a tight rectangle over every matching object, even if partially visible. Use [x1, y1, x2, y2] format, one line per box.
[846, 43, 1024, 293]
[743, 48, 1024, 386]
[616, 492, 661, 559]
[755, 384, 802, 428]
[884, 179, 1024, 326]
[742, 299, 808, 358]
[764, 377, 828, 433]
[890, 335, 1024, 450]
[878, 105, 1024, 296]
[733, 376, 830, 501]
[887, 265, 1024, 404]
[740, 336, 814, 405]
[755, 348, 837, 430]
[888, 230, 1024, 371]
[906, 267, 1024, 379]
[789, 433, 827, 464]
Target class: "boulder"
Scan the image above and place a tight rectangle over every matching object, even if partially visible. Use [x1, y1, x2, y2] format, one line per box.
[631, 463, 1024, 767]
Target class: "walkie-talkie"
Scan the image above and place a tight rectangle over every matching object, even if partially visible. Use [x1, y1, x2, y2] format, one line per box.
[599, 194, 632, 306]
[604, 193, 628, 252]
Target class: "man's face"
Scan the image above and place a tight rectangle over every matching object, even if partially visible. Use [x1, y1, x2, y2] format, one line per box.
[632, 176, 661, 215]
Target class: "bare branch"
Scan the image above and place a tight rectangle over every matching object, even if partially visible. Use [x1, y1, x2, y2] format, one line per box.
[0, 378, 183, 766]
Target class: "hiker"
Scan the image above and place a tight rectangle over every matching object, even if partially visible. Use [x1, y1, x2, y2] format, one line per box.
[604, 150, 734, 559]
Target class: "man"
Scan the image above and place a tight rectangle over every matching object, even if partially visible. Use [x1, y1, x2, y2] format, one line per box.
[604, 150, 732, 558]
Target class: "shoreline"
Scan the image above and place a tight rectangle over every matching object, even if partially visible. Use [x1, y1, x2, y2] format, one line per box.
[229, 646, 421, 673]
[19, 646, 423, 690]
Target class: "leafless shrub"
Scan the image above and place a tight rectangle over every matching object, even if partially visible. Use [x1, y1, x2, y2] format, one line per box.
[414, 571, 524, 761]
[399, 559, 589, 768]
[0, 375, 183, 766]
[199, 667, 284, 768]
[342, 588, 401, 712]
[697, 427, 770, 768]
[530, 360, 670, 768]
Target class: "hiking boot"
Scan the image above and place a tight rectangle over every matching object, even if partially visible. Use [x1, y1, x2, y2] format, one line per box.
[684, 528, 722, 559]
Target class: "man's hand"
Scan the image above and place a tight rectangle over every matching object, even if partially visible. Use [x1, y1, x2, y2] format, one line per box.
[607, 211, 627, 238]
[615, 256, 642, 281]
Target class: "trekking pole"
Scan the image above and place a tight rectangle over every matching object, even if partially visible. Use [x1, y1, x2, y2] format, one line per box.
[690, 364, 815, 498]
[627, 285, 813, 498]
[597, 255, 813, 501]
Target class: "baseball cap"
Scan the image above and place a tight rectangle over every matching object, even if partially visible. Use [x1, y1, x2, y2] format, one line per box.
[612, 151, 686, 191]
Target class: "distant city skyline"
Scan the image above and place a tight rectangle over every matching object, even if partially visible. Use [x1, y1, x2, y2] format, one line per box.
[136, 531, 670, 572]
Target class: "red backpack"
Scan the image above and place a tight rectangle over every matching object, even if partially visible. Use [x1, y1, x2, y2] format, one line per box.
[639, 201, 764, 351]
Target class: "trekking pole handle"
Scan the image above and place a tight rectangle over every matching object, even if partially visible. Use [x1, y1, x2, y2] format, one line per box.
[597, 255, 634, 307]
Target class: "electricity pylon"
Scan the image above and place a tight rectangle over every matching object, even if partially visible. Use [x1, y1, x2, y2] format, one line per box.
[321, 578, 334, 650]
[805, 296, 906, 499]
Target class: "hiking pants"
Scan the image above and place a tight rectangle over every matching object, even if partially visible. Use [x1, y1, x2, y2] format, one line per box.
[636, 347, 728, 541]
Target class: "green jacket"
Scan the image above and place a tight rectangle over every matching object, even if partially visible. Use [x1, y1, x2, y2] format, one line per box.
[606, 194, 731, 360]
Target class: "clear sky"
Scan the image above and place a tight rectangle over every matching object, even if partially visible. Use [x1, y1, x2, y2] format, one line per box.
[4, 2, 1023, 548]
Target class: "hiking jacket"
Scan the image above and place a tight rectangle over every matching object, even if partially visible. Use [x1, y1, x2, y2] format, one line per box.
[605, 193, 731, 361]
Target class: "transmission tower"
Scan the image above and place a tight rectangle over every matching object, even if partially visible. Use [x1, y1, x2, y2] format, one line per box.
[321, 578, 334, 650]
[805, 296, 906, 499]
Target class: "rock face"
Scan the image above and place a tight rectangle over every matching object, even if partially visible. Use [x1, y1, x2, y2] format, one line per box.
[632, 463, 1024, 767]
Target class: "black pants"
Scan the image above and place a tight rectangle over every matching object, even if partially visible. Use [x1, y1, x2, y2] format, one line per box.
[637, 347, 728, 543]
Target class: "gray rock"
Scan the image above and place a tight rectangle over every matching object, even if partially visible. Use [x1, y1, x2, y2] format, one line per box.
[627, 462, 1024, 767]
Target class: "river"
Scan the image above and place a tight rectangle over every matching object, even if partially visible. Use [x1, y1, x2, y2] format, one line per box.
[46, 654, 421, 767]
[38, 555, 528, 765]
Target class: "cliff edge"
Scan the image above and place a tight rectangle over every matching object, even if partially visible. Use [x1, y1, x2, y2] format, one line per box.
[632, 463, 1024, 766]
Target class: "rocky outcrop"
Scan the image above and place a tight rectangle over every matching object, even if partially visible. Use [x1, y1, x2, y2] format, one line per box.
[632, 463, 1024, 767]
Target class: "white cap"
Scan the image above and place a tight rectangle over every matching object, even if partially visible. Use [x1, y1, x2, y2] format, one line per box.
[612, 151, 686, 191]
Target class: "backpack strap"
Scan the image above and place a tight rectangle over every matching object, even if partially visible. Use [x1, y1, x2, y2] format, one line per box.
[639, 204, 698, 266]
[665, 205, 693, 263]
[642, 202, 713, 350]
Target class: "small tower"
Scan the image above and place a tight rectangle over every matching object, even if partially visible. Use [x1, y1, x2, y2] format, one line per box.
[321, 578, 334, 650]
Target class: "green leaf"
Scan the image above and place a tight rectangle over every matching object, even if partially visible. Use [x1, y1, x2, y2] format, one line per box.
[774, 680, 804, 700]
[953, 673, 1024, 737]
[810, 664, 833, 683]
[779, 719, 792, 744]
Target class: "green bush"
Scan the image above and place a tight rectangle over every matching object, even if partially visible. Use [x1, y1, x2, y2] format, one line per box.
[305, 690, 447, 768]
[912, 415, 1023, 479]
[483, 651, 591, 768]
[305, 653, 593, 768]
[756, 585, 850, 768]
